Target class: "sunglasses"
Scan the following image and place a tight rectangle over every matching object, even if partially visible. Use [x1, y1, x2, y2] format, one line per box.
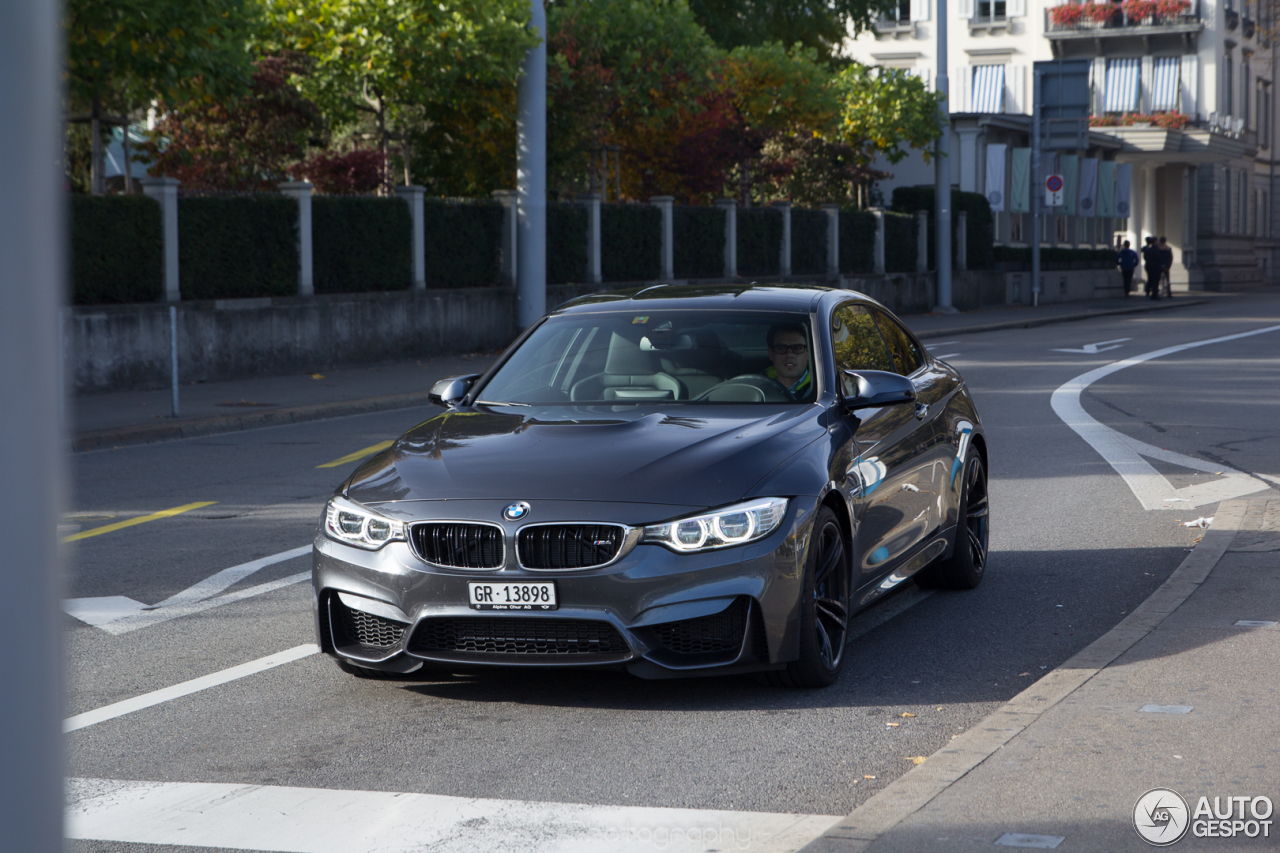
[770, 344, 808, 355]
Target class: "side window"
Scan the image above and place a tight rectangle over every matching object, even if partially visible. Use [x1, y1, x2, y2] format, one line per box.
[872, 311, 924, 376]
[831, 303, 894, 395]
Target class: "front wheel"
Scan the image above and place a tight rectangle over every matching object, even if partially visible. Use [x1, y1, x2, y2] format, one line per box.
[918, 453, 989, 590]
[767, 507, 850, 688]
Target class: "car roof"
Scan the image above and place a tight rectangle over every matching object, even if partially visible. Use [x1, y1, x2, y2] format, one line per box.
[553, 283, 880, 316]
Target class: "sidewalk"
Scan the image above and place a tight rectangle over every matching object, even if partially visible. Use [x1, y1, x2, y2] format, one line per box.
[804, 498, 1280, 853]
[71, 292, 1216, 451]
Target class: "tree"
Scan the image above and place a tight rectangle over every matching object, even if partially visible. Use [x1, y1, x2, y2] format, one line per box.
[262, 0, 538, 194]
[832, 65, 946, 166]
[546, 0, 719, 196]
[689, 0, 893, 61]
[140, 53, 323, 191]
[63, 0, 256, 193]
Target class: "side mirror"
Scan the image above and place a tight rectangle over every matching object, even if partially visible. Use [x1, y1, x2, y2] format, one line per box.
[841, 369, 915, 411]
[429, 374, 480, 408]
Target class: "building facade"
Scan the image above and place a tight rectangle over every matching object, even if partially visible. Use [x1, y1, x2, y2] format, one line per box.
[845, 0, 1279, 289]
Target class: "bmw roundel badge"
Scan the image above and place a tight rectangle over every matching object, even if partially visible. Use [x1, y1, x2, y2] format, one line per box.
[503, 501, 531, 521]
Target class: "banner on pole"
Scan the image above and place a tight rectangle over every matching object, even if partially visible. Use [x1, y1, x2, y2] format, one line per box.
[986, 144, 1007, 212]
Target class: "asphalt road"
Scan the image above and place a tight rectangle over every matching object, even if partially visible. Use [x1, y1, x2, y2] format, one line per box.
[63, 293, 1280, 852]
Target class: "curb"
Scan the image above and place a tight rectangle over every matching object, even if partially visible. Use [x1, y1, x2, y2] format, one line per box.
[912, 297, 1208, 339]
[800, 498, 1249, 853]
[72, 391, 437, 453]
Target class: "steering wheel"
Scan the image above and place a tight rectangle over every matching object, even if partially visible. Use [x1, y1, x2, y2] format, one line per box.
[695, 374, 791, 403]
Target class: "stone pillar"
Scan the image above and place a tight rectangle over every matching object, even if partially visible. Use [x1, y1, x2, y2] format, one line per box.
[279, 181, 314, 296]
[1182, 166, 1197, 269]
[650, 196, 674, 282]
[771, 200, 791, 277]
[872, 209, 886, 274]
[821, 203, 840, 280]
[395, 185, 425, 290]
[956, 211, 968, 271]
[141, 177, 181, 302]
[916, 210, 929, 273]
[1141, 166, 1158, 246]
[491, 189, 518, 287]
[716, 198, 737, 279]
[582, 192, 602, 284]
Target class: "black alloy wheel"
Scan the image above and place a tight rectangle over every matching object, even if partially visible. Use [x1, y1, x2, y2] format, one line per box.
[918, 453, 989, 590]
[768, 506, 850, 688]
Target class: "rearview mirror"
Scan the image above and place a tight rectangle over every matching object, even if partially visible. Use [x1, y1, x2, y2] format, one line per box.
[841, 369, 915, 411]
[429, 374, 480, 408]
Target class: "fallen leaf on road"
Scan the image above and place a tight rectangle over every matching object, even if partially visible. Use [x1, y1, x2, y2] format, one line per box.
[899, 712, 916, 717]
[310, 373, 325, 379]
[1018, 672, 1030, 676]
[906, 756, 927, 765]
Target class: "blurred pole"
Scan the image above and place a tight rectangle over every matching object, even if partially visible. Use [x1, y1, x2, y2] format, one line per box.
[0, 0, 65, 850]
[1031, 67, 1043, 307]
[516, 0, 547, 328]
[934, 0, 955, 312]
[170, 305, 180, 417]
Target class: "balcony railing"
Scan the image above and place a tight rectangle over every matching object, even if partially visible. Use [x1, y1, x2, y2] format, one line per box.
[1045, 1, 1201, 35]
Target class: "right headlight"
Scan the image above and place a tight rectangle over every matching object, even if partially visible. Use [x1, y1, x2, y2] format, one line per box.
[323, 495, 405, 551]
[641, 498, 789, 553]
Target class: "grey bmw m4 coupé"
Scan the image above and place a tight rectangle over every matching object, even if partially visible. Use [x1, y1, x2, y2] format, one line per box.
[313, 284, 988, 687]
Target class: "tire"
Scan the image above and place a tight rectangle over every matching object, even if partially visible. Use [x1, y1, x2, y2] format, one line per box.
[766, 506, 850, 688]
[917, 453, 989, 590]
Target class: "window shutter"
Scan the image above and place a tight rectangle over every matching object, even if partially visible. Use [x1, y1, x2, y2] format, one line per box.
[910, 0, 930, 22]
[1008, 0, 1026, 15]
[1008, 64, 1027, 113]
[959, 0, 975, 18]
[1180, 54, 1199, 118]
[952, 66, 970, 112]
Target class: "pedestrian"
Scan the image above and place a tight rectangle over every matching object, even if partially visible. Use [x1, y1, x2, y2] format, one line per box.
[1115, 239, 1138, 296]
[1140, 236, 1161, 299]
[1156, 236, 1174, 299]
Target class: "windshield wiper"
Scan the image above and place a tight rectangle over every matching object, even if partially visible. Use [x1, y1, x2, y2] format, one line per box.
[475, 400, 531, 407]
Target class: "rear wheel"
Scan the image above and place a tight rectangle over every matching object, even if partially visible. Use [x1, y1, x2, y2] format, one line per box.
[918, 453, 989, 590]
[767, 507, 850, 688]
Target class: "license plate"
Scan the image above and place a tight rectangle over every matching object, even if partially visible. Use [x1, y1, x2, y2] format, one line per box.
[468, 581, 557, 611]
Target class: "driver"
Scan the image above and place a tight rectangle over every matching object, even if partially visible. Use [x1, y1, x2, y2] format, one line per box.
[765, 323, 815, 402]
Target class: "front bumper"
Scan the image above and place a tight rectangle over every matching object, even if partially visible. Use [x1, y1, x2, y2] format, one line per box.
[311, 497, 820, 678]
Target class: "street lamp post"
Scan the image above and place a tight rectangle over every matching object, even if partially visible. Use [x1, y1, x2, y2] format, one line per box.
[935, 0, 955, 313]
[516, 0, 547, 329]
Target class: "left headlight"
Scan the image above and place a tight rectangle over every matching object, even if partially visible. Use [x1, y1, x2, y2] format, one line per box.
[642, 498, 789, 553]
[323, 495, 406, 551]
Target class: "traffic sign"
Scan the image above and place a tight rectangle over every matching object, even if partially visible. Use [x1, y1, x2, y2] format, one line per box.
[1045, 174, 1064, 207]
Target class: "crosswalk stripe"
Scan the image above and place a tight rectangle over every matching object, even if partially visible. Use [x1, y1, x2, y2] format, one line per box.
[67, 777, 842, 853]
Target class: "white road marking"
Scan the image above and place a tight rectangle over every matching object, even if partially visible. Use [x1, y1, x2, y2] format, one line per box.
[63, 545, 311, 634]
[1050, 337, 1131, 354]
[1050, 325, 1280, 510]
[66, 777, 842, 853]
[64, 644, 318, 733]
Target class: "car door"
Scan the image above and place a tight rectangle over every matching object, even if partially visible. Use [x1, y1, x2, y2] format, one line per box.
[870, 309, 955, 530]
[829, 302, 939, 594]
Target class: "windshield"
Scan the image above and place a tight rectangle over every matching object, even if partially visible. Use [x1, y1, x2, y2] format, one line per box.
[477, 310, 816, 405]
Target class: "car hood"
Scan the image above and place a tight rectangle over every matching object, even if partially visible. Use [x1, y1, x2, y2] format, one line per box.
[344, 404, 826, 509]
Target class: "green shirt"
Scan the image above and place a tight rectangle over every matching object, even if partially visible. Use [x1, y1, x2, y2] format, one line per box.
[765, 366, 814, 401]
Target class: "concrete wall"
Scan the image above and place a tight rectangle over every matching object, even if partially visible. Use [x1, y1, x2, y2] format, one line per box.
[66, 270, 1112, 393]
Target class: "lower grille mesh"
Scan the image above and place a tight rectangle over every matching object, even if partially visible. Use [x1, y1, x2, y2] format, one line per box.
[409, 617, 629, 656]
[653, 597, 748, 655]
[518, 524, 624, 569]
[331, 596, 407, 649]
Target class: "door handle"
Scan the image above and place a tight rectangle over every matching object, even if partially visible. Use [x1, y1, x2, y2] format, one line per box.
[915, 402, 929, 421]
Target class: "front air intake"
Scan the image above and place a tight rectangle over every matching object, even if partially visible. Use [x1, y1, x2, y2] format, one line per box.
[410, 523, 504, 569]
[518, 524, 625, 570]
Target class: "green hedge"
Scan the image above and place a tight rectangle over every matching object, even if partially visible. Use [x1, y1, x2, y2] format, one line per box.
[313, 196, 411, 293]
[179, 196, 298, 300]
[70, 195, 163, 305]
[884, 212, 917, 273]
[424, 199, 502, 288]
[738, 207, 782, 277]
[547, 202, 588, 284]
[674, 205, 725, 279]
[791, 208, 827, 275]
[602, 203, 660, 282]
[838, 208, 877, 275]
[890, 186, 995, 270]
